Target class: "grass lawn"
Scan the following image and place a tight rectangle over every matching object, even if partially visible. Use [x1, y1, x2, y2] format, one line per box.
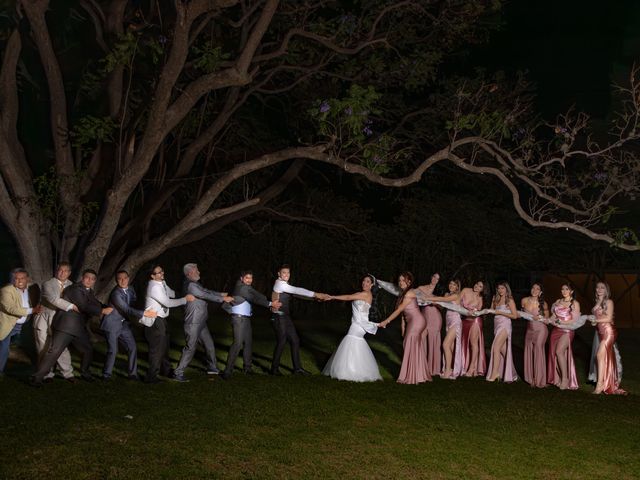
[1, 312, 638, 479]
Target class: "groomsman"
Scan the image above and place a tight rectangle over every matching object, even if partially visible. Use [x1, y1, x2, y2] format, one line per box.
[0, 268, 42, 378]
[270, 264, 328, 376]
[31, 269, 112, 386]
[32, 262, 76, 382]
[143, 265, 195, 384]
[101, 270, 157, 381]
[172, 263, 235, 382]
[222, 270, 280, 379]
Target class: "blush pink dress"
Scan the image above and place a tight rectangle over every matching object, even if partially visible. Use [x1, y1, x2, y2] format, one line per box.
[422, 305, 442, 377]
[397, 297, 431, 384]
[592, 306, 626, 395]
[523, 304, 548, 388]
[546, 304, 578, 390]
[461, 299, 486, 376]
[486, 304, 518, 382]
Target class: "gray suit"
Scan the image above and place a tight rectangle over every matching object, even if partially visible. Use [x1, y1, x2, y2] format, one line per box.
[174, 279, 228, 376]
[101, 286, 141, 378]
[32, 277, 75, 379]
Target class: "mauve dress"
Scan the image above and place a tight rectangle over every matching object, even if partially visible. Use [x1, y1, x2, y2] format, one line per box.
[442, 310, 463, 378]
[523, 304, 549, 388]
[486, 304, 518, 382]
[461, 300, 486, 376]
[397, 297, 431, 384]
[422, 305, 442, 377]
[591, 306, 626, 395]
[546, 304, 578, 390]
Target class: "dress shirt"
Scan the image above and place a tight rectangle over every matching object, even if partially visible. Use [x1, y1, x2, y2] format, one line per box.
[16, 287, 32, 324]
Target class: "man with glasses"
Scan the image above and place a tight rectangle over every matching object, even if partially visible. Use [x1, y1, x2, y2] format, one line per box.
[143, 265, 195, 384]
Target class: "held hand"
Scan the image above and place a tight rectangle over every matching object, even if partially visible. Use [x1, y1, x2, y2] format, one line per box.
[143, 309, 158, 318]
[185, 294, 196, 302]
[271, 300, 282, 310]
[315, 293, 330, 301]
[102, 307, 114, 315]
[72, 304, 79, 313]
[32, 304, 44, 314]
[223, 295, 234, 303]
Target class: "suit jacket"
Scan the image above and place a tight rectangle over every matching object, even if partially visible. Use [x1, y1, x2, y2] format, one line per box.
[0, 284, 31, 340]
[222, 280, 270, 315]
[52, 283, 104, 336]
[101, 286, 143, 332]
[35, 277, 75, 325]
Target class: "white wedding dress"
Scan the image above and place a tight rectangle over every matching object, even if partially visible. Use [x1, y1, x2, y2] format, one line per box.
[323, 300, 382, 382]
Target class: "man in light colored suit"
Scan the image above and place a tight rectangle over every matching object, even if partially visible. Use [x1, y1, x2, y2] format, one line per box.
[32, 262, 77, 382]
[172, 263, 235, 382]
[143, 265, 195, 384]
[101, 270, 157, 381]
[0, 268, 42, 378]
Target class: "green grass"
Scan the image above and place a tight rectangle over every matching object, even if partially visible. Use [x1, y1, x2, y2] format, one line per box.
[1, 313, 639, 479]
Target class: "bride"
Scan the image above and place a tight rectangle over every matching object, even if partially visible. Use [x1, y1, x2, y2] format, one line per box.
[322, 275, 382, 382]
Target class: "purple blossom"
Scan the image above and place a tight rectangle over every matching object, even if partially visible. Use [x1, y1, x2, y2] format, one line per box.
[594, 172, 608, 182]
[363, 126, 373, 136]
[158, 35, 168, 45]
[344, 107, 353, 116]
[372, 155, 382, 164]
[319, 101, 331, 113]
[623, 231, 632, 239]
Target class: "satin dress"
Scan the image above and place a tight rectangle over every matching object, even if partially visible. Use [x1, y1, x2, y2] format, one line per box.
[422, 305, 442, 377]
[461, 300, 486, 376]
[486, 304, 518, 382]
[590, 306, 626, 395]
[397, 297, 431, 384]
[546, 304, 578, 390]
[523, 304, 548, 388]
[442, 310, 463, 379]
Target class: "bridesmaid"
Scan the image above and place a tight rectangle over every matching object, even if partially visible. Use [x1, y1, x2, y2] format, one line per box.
[460, 281, 486, 377]
[590, 282, 626, 395]
[547, 283, 580, 390]
[417, 272, 442, 377]
[424, 279, 463, 379]
[379, 272, 431, 384]
[521, 283, 549, 388]
[486, 282, 518, 383]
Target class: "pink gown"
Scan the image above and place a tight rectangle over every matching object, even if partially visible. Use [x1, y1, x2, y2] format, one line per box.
[546, 304, 578, 390]
[523, 305, 548, 388]
[592, 306, 626, 395]
[486, 304, 518, 382]
[397, 297, 431, 384]
[442, 310, 463, 378]
[422, 305, 442, 377]
[461, 300, 486, 376]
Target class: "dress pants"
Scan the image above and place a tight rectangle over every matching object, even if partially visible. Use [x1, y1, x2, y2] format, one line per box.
[0, 324, 24, 373]
[174, 321, 217, 376]
[103, 322, 138, 377]
[144, 317, 172, 381]
[224, 315, 252, 374]
[33, 328, 93, 380]
[271, 314, 302, 371]
[33, 314, 74, 379]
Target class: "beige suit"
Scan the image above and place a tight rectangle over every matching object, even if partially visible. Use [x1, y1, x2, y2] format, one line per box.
[0, 284, 30, 340]
[32, 277, 75, 379]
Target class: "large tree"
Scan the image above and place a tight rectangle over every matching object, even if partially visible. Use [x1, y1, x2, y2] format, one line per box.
[0, 0, 638, 297]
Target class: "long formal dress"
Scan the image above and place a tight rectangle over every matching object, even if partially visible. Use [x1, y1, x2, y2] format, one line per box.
[422, 305, 442, 377]
[523, 306, 548, 388]
[397, 297, 431, 384]
[461, 300, 486, 376]
[442, 310, 463, 379]
[546, 304, 578, 390]
[486, 305, 518, 382]
[323, 300, 382, 382]
[588, 306, 626, 395]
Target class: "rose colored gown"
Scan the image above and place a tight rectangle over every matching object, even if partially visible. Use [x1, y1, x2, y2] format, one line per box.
[442, 310, 463, 378]
[397, 297, 431, 384]
[590, 306, 626, 395]
[422, 305, 442, 377]
[523, 304, 548, 388]
[546, 304, 578, 390]
[461, 300, 486, 376]
[486, 304, 518, 382]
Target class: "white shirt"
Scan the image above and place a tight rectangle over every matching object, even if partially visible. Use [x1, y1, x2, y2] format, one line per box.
[273, 279, 315, 298]
[144, 280, 186, 319]
[16, 287, 32, 324]
[231, 300, 252, 317]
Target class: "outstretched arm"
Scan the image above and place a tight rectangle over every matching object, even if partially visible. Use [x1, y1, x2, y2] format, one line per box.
[329, 291, 369, 302]
[379, 292, 415, 328]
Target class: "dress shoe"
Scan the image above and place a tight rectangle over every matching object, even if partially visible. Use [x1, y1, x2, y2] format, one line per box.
[102, 375, 111, 382]
[144, 377, 162, 384]
[206, 368, 220, 375]
[243, 368, 255, 375]
[29, 376, 43, 387]
[65, 376, 79, 384]
[127, 374, 140, 381]
[293, 368, 311, 376]
[221, 372, 232, 380]
[172, 374, 189, 383]
[81, 374, 95, 383]
[44, 377, 54, 384]
[270, 368, 283, 376]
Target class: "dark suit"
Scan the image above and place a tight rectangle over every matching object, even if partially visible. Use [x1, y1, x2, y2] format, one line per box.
[33, 283, 103, 381]
[223, 281, 270, 375]
[101, 287, 141, 378]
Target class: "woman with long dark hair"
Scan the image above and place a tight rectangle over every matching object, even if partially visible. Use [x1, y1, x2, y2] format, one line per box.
[522, 282, 549, 388]
[417, 273, 443, 377]
[486, 282, 518, 382]
[547, 283, 580, 390]
[460, 281, 486, 377]
[379, 272, 431, 384]
[322, 275, 382, 382]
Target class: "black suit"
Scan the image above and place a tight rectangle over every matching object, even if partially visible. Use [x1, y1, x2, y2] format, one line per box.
[33, 284, 103, 381]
